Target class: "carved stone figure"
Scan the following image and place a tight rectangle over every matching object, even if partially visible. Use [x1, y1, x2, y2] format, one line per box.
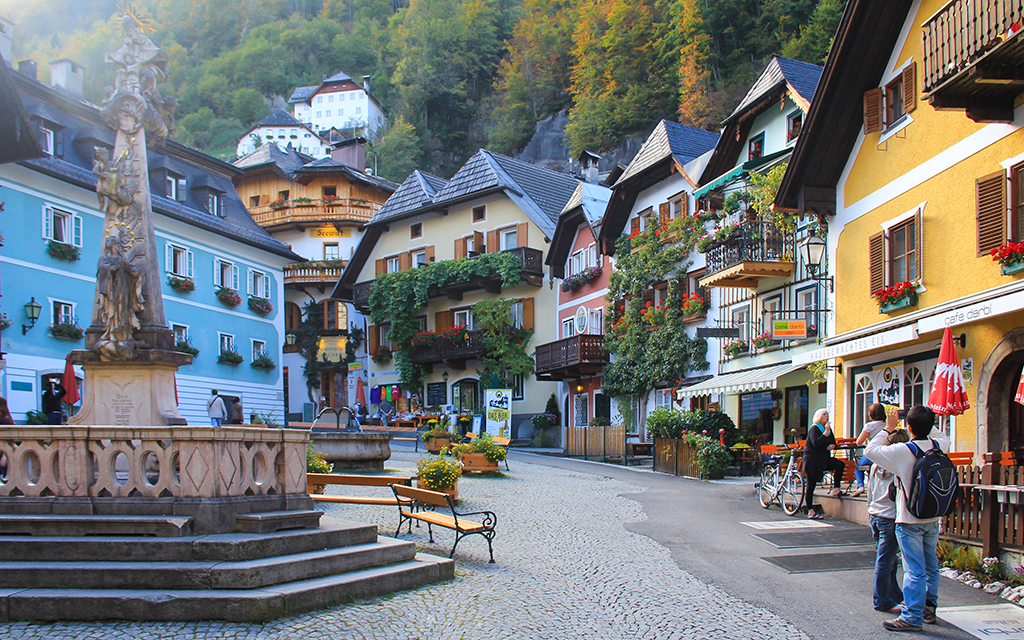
[94, 226, 145, 361]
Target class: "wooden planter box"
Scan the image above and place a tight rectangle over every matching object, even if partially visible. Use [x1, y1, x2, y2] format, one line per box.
[425, 438, 451, 454]
[1002, 261, 1024, 276]
[416, 477, 458, 501]
[879, 292, 918, 314]
[459, 452, 498, 473]
[681, 311, 707, 324]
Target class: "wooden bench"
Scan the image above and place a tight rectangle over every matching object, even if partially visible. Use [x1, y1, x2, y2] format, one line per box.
[391, 484, 497, 563]
[949, 451, 976, 466]
[360, 424, 421, 451]
[307, 473, 413, 505]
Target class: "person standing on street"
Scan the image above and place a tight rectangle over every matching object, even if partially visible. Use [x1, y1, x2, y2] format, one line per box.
[866, 405, 950, 632]
[207, 389, 226, 427]
[803, 408, 845, 519]
[42, 380, 66, 425]
[868, 427, 909, 613]
[851, 403, 889, 496]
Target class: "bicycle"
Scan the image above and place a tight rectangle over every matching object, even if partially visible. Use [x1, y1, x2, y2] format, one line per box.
[757, 445, 806, 515]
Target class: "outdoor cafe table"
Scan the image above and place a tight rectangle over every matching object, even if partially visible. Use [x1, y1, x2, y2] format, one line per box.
[962, 484, 1024, 507]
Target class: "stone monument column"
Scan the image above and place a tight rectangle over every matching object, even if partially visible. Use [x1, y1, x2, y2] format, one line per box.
[70, 11, 191, 426]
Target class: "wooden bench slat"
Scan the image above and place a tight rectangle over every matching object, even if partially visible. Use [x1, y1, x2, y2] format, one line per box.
[401, 510, 486, 532]
[312, 495, 401, 505]
[307, 473, 412, 487]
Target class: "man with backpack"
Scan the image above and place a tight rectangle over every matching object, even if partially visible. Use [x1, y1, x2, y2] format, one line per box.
[866, 405, 953, 632]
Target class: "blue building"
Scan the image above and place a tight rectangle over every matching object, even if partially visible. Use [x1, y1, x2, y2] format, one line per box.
[0, 59, 300, 424]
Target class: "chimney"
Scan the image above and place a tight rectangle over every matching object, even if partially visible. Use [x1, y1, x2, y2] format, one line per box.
[362, 75, 371, 93]
[19, 59, 37, 81]
[0, 17, 12, 65]
[50, 58, 84, 98]
[331, 140, 366, 172]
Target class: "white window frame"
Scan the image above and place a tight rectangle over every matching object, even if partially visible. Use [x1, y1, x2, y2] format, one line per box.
[562, 317, 575, 338]
[379, 324, 391, 349]
[51, 299, 75, 326]
[569, 250, 584, 276]
[166, 174, 177, 200]
[42, 205, 82, 246]
[453, 309, 473, 330]
[588, 308, 604, 335]
[386, 257, 400, 273]
[512, 373, 524, 401]
[248, 268, 271, 299]
[207, 192, 221, 216]
[655, 387, 673, 409]
[761, 294, 782, 337]
[324, 243, 341, 261]
[165, 243, 194, 278]
[731, 304, 751, 345]
[412, 249, 427, 268]
[214, 258, 239, 290]
[464, 235, 475, 254]
[40, 126, 54, 155]
[325, 110, 331, 117]
[499, 227, 518, 251]
[252, 339, 267, 361]
[171, 323, 189, 344]
[219, 333, 235, 353]
[588, 243, 600, 269]
[510, 301, 524, 329]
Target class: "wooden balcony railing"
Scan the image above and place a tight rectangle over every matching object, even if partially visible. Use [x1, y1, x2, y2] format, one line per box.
[922, 0, 1024, 93]
[249, 199, 380, 229]
[408, 329, 486, 367]
[283, 263, 344, 288]
[699, 221, 796, 288]
[535, 334, 608, 380]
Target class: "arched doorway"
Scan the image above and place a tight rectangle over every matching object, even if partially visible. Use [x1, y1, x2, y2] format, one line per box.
[978, 328, 1024, 454]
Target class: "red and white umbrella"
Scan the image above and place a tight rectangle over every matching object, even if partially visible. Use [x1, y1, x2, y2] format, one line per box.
[927, 327, 970, 415]
[1014, 367, 1024, 406]
[355, 376, 366, 406]
[62, 354, 80, 406]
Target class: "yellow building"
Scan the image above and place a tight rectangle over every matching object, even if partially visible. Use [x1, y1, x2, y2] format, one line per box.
[334, 150, 578, 437]
[777, 0, 1024, 456]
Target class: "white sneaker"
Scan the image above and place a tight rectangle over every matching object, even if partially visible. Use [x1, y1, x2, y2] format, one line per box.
[849, 486, 865, 497]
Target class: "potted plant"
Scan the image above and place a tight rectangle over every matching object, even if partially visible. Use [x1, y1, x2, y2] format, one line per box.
[248, 296, 273, 317]
[992, 241, 1024, 275]
[251, 350, 276, 371]
[167, 274, 195, 294]
[174, 338, 199, 357]
[47, 240, 80, 262]
[416, 453, 461, 499]
[753, 331, 775, 351]
[456, 433, 506, 473]
[217, 346, 243, 365]
[370, 345, 392, 364]
[50, 320, 84, 340]
[216, 286, 242, 308]
[680, 292, 707, 321]
[875, 281, 918, 313]
[423, 421, 460, 453]
[307, 443, 332, 493]
[723, 339, 748, 358]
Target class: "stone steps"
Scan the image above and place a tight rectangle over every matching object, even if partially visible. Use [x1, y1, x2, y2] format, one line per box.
[0, 553, 454, 623]
[0, 514, 195, 537]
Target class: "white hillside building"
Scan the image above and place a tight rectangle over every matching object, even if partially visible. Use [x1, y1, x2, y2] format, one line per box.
[235, 109, 332, 160]
[288, 72, 386, 140]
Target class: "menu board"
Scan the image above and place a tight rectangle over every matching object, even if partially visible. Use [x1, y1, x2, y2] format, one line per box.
[426, 382, 447, 406]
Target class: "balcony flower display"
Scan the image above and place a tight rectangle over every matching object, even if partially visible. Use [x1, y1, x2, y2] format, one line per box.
[504, 325, 530, 345]
[217, 346, 243, 365]
[723, 339, 748, 358]
[321, 194, 341, 206]
[753, 331, 774, 350]
[216, 286, 242, 308]
[992, 241, 1024, 274]
[370, 345, 392, 364]
[561, 266, 602, 292]
[694, 209, 720, 224]
[875, 281, 917, 311]
[251, 350, 277, 371]
[410, 330, 436, 349]
[248, 296, 273, 317]
[641, 300, 670, 325]
[680, 292, 707, 316]
[51, 320, 84, 340]
[292, 196, 314, 205]
[440, 324, 469, 345]
[167, 275, 195, 294]
[47, 240, 81, 262]
[268, 196, 288, 210]
[174, 338, 199, 357]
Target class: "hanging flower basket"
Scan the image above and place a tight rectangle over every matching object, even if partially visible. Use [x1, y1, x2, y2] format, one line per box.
[216, 286, 242, 308]
[876, 281, 918, 313]
[248, 296, 273, 317]
[47, 240, 80, 262]
[167, 275, 195, 294]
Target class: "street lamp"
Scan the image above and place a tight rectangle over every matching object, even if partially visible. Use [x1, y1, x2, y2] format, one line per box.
[800, 235, 833, 292]
[442, 371, 449, 383]
[22, 297, 41, 335]
[285, 332, 297, 346]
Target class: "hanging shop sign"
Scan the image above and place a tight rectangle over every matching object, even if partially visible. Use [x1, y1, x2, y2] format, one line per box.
[772, 319, 807, 340]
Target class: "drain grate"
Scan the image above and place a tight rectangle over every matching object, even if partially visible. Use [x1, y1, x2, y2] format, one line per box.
[753, 528, 874, 549]
[761, 550, 876, 573]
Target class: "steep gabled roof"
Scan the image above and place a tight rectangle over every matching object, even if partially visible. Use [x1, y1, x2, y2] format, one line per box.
[255, 109, 302, 127]
[288, 85, 317, 104]
[293, 157, 399, 191]
[0, 52, 43, 163]
[233, 143, 312, 174]
[724, 57, 823, 125]
[546, 181, 612, 276]
[324, 71, 353, 83]
[371, 169, 448, 225]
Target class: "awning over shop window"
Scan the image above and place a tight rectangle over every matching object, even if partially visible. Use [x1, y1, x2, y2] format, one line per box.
[675, 362, 802, 399]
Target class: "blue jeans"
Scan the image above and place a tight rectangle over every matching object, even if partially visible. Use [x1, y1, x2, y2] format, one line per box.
[895, 520, 939, 626]
[211, 417, 223, 426]
[870, 515, 903, 611]
[855, 456, 872, 487]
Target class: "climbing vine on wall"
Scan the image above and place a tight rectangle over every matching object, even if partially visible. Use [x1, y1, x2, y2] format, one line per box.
[472, 297, 535, 390]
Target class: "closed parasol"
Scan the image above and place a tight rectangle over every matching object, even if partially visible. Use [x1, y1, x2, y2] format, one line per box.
[62, 354, 80, 406]
[355, 375, 366, 405]
[927, 327, 970, 415]
[1014, 367, 1024, 406]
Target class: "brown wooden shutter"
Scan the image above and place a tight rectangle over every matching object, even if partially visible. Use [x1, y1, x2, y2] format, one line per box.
[630, 217, 641, 234]
[902, 63, 917, 114]
[977, 171, 1007, 256]
[682, 194, 690, 216]
[486, 230, 498, 253]
[454, 238, 466, 260]
[679, 274, 690, 297]
[659, 203, 670, 226]
[473, 231, 484, 254]
[864, 88, 884, 134]
[398, 252, 412, 271]
[435, 310, 452, 331]
[368, 324, 379, 349]
[522, 297, 534, 331]
[425, 245, 435, 263]
[375, 259, 386, 277]
[868, 232, 885, 294]
[516, 222, 528, 247]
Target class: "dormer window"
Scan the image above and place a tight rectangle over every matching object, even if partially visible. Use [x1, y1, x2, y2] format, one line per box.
[786, 112, 803, 143]
[748, 132, 765, 161]
[40, 126, 54, 155]
[208, 192, 222, 216]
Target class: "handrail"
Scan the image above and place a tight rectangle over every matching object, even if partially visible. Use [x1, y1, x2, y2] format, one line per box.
[921, 0, 1024, 93]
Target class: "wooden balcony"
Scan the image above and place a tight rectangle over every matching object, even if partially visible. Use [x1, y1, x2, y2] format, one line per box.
[922, 0, 1024, 122]
[283, 263, 344, 292]
[350, 247, 544, 313]
[535, 334, 608, 381]
[408, 329, 486, 370]
[249, 199, 380, 230]
[698, 222, 796, 289]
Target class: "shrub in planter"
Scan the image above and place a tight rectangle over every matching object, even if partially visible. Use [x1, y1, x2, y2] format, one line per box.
[50, 321, 84, 340]
[174, 339, 199, 357]
[370, 346, 392, 364]
[248, 296, 273, 317]
[416, 454, 462, 491]
[168, 275, 196, 293]
[216, 286, 242, 308]
[251, 351, 276, 370]
[410, 330, 436, 349]
[682, 431, 732, 479]
[47, 240, 80, 262]
[217, 347, 243, 365]
[531, 412, 558, 430]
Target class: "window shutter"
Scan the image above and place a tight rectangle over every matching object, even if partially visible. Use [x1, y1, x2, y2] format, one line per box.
[522, 297, 534, 331]
[454, 238, 466, 260]
[43, 207, 53, 240]
[177, 179, 187, 202]
[659, 203, 670, 226]
[247, 269, 254, 295]
[902, 63, 917, 114]
[630, 217, 641, 234]
[641, 288, 655, 308]
[375, 258, 386, 277]
[486, 230, 498, 253]
[165, 243, 173, 273]
[682, 194, 690, 216]
[214, 259, 222, 287]
[232, 265, 239, 290]
[679, 275, 690, 297]
[263, 273, 270, 298]
[53, 129, 64, 158]
[977, 171, 1006, 256]
[868, 232, 885, 294]
[473, 231, 484, 254]
[516, 222, 528, 247]
[72, 214, 82, 246]
[434, 310, 452, 331]
[398, 252, 411, 271]
[187, 250, 194, 278]
[425, 245, 435, 263]
[368, 324, 379, 349]
[863, 88, 884, 134]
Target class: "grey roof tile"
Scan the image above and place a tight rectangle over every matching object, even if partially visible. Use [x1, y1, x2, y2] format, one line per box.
[256, 109, 302, 127]
[371, 170, 448, 224]
[613, 120, 719, 187]
[288, 85, 317, 103]
[725, 57, 823, 124]
[233, 143, 311, 173]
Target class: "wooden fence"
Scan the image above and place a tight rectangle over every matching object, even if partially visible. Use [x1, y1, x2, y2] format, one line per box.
[566, 425, 625, 459]
[653, 437, 703, 478]
[944, 452, 1024, 557]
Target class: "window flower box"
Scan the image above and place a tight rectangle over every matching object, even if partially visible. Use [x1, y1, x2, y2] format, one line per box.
[561, 266, 602, 292]
[680, 292, 707, 322]
[370, 346, 392, 364]
[410, 330, 436, 349]
[268, 197, 288, 210]
[321, 195, 341, 206]
[47, 240, 80, 262]
[440, 324, 469, 345]
[1002, 261, 1024, 276]
[753, 331, 775, 351]
[251, 351, 276, 371]
[723, 339, 748, 359]
[217, 348, 243, 365]
[216, 286, 242, 308]
[174, 339, 199, 357]
[50, 321, 84, 341]
[876, 281, 918, 314]
[248, 296, 273, 317]
[993, 242, 1024, 275]
[167, 275, 195, 294]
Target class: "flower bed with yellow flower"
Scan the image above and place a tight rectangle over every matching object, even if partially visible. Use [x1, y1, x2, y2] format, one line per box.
[416, 454, 462, 491]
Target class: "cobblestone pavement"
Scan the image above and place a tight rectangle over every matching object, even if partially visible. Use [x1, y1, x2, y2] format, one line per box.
[1, 453, 811, 640]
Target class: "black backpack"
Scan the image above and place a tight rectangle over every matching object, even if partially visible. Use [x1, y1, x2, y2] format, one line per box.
[899, 439, 960, 519]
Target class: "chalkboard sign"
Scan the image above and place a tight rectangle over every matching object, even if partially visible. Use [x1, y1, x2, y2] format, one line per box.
[427, 382, 447, 406]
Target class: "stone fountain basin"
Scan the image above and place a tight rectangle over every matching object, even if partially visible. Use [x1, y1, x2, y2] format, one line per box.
[310, 430, 392, 471]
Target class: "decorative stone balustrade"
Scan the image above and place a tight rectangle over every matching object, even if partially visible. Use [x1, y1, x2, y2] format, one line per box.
[0, 426, 312, 533]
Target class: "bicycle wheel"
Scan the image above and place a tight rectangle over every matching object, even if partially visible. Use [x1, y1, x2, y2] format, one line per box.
[781, 472, 805, 515]
[758, 467, 775, 508]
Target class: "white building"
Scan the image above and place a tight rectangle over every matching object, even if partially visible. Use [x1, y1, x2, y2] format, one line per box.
[235, 109, 332, 160]
[288, 72, 386, 140]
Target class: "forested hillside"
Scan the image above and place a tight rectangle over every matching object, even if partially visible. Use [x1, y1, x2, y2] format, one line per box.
[0, 0, 842, 179]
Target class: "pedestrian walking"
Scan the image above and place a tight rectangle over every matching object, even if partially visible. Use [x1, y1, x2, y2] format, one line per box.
[207, 389, 226, 427]
[42, 380, 66, 425]
[868, 427, 909, 612]
[230, 397, 244, 424]
[850, 403, 888, 496]
[866, 405, 950, 632]
[803, 408, 845, 519]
